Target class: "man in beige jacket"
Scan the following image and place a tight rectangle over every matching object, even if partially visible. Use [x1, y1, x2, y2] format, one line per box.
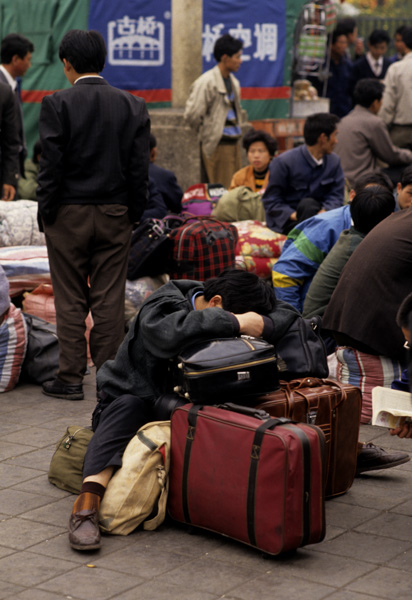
[184, 34, 243, 189]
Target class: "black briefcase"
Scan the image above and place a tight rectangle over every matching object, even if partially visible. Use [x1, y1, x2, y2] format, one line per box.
[174, 336, 279, 404]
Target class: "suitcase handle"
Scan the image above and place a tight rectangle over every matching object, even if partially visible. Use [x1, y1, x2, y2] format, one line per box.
[281, 377, 348, 407]
[217, 403, 271, 421]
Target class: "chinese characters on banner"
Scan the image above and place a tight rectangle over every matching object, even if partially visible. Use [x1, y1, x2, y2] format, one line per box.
[89, 0, 286, 104]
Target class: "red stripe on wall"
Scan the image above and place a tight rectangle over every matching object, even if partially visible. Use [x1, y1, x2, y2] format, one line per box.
[241, 87, 291, 100]
[128, 89, 172, 102]
[22, 87, 290, 104]
[21, 90, 56, 102]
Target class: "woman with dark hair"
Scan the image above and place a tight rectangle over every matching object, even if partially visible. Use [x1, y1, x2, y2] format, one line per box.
[229, 129, 277, 192]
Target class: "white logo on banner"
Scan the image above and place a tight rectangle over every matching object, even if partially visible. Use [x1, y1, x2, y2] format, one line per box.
[108, 15, 164, 66]
[203, 22, 278, 62]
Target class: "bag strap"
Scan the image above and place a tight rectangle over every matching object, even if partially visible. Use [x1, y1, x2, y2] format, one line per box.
[246, 417, 292, 547]
[180, 404, 203, 523]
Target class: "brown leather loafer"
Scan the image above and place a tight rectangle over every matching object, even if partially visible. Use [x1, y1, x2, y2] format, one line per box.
[356, 442, 410, 475]
[69, 509, 101, 551]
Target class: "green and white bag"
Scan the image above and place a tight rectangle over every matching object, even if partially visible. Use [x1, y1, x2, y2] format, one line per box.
[99, 420, 171, 535]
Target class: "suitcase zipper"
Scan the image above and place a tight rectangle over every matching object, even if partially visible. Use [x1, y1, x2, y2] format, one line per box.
[184, 356, 276, 376]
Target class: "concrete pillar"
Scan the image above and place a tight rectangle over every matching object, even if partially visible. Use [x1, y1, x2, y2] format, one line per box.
[171, 0, 203, 108]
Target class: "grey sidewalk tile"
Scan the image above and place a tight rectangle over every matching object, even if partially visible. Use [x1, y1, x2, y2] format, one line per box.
[2, 427, 61, 448]
[0, 517, 66, 551]
[2, 407, 63, 426]
[310, 530, 411, 563]
[0, 441, 38, 460]
[39, 565, 145, 600]
[325, 499, 380, 529]
[204, 538, 285, 572]
[0, 421, 29, 436]
[11, 474, 72, 499]
[347, 566, 411, 598]
[353, 466, 411, 487]
[32, 531, 136, 564]
[0, 463, 44, 489]
[114, 581, 219, 600]
[355, 512, 412, 542]
[0, 580, 25, 599]
[12, 590, 76, 600]
[4, 445, 56, 472]
[92, 541, 195, 579]
[386, 547, 412, 570]
[323, 591, 388, 600]
[0, 546, 15, 560]
[19, 495, 75, 527]
[223, 574, 334, 600]
[124, 523, 226, 557]
[40, 416, 92, 432]
[0, 550, 78, 586]
[336, 481, 411, 510]
[246, 550, 376, 588]
[0, 489, 61, 517]
[390, 499, 412, 516]
[153, 555, 260, 595]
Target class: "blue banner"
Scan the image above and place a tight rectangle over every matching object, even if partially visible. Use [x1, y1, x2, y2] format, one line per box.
[88, 0, 171, 101]
[88, 0, 286, 105]
[202, 0, 286, 92]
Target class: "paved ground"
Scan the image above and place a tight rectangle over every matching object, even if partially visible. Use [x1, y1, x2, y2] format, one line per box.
[0, 369, 411, 600]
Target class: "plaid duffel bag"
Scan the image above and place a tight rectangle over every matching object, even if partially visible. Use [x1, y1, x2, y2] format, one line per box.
[167, 216, 238, 281]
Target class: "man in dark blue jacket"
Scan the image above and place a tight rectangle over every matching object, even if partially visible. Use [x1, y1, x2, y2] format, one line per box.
[262, 113, 344, 234]
[148, 133, 183, 214]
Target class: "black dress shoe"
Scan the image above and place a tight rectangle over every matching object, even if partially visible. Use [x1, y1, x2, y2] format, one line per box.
[69, 509, 101, 551]
[42, 379, 84, 401]
[356, 442, 410, 475]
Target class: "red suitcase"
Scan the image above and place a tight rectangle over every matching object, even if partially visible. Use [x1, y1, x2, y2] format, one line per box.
[255, 378, 362, 498]
[168, 403, 326, 556]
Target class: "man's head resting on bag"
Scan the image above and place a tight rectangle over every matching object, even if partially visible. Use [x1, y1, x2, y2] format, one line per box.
[198, 269, 276, 315]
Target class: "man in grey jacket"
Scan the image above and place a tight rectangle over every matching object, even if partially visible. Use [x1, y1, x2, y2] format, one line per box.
[184, 34, 243, 188]
[335, 78, 412, 188]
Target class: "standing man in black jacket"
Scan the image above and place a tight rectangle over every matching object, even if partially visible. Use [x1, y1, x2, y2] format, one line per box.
[37, 29, 150, 401]
[0, 81, 19, 200]
[0, 33, 34, 176]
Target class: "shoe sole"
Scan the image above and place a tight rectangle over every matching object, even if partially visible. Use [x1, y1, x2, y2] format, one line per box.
[42, 390, 84, 401]
[70, 542, 101, 551]
[356, 455, 410, 475]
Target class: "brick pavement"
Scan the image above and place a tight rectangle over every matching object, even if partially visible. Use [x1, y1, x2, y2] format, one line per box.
[0, 370, 411, 600]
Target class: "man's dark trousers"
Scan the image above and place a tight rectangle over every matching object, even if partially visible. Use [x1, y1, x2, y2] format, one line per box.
[44, 204, 132, 385]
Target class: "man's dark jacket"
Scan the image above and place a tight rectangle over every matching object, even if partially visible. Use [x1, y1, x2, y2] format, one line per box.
[149, 162, 183, 214]
[0, 81, 19, 188]
[323, 208, 412, 361]
[97, 280, 299, 401]
[36, 77, 150, 225]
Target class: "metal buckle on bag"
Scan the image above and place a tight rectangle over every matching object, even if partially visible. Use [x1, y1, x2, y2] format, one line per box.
[237, 371, 250, 381]
[186, 425, 196, 441]
[152, 223, 164, 238]
[307, 410, 317, 425]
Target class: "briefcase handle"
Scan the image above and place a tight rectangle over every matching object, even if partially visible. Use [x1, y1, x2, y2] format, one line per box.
[280, 377, 348, 408]
[217, 402, 271, 421]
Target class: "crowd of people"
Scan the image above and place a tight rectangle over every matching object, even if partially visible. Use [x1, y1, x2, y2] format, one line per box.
[0, 23, 411, 555]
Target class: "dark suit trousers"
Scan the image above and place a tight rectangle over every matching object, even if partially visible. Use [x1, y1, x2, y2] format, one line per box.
[44, 204, 132, 384]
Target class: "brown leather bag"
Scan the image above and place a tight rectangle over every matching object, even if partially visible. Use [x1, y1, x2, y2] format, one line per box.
[255, 377, 362, 498]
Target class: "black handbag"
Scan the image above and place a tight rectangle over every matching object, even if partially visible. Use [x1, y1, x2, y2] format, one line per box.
[274, 315, 328, 380]
[127, 215, 184, 281]
[175, 336, 279, 404]
[20, 313, 59, 384]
